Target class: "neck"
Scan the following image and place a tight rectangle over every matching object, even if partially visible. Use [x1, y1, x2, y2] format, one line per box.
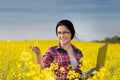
[60, 43, 71, 49]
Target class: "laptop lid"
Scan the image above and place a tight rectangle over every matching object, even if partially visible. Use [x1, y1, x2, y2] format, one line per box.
[96, 43, 108, 70]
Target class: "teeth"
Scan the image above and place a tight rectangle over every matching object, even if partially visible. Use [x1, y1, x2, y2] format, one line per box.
[61, 40, 65, 42]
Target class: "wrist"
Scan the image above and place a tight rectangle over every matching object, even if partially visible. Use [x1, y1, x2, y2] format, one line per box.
[36, 52, 42, 57]
[36, 52, 40, 54]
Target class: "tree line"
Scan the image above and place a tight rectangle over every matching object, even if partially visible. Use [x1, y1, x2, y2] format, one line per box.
[93, 35, 120, 43]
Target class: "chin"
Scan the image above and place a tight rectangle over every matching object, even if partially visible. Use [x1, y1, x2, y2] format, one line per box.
[60, 41, 68, 45]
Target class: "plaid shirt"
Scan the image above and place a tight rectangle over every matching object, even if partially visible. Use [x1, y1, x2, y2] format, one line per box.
[42, 43, 83, 80]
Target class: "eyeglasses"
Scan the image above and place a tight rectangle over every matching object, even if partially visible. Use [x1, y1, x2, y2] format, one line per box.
[57, 31, 70, 35]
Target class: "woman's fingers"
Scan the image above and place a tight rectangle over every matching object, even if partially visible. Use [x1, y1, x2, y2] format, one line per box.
[30, 46, 40, 54]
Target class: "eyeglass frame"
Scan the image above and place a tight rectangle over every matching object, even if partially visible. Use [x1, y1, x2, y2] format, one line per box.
[57, 31, 70, 35]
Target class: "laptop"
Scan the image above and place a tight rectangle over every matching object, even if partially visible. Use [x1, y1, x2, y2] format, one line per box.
[85, 43, 108, 78]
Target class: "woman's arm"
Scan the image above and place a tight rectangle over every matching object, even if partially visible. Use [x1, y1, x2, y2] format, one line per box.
[30, 46, 44, 69]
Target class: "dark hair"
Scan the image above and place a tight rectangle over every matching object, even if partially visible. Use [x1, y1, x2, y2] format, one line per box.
[56, 19, 75, 40]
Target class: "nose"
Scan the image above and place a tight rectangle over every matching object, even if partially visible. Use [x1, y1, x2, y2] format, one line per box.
[60, 33, 65, 37]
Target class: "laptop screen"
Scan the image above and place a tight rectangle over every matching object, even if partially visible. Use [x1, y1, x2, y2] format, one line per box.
[96, 43, 108, 70]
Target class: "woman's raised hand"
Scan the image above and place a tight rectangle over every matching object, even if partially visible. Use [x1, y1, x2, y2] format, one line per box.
[30, 46, 41, 55]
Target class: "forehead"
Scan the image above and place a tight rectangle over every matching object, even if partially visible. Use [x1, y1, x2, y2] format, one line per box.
[57, 25, 70, 31]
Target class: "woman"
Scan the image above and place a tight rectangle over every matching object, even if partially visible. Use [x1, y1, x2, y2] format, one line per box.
[30, 19, 83, 80]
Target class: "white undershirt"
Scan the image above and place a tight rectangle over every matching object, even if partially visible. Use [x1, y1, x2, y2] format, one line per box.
[70, 58, 78, 69]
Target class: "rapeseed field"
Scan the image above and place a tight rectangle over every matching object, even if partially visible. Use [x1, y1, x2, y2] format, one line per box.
[0, 40, 119, 80]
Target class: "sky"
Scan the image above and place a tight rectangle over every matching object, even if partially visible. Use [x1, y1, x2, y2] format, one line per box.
[0, 0, 120, 41]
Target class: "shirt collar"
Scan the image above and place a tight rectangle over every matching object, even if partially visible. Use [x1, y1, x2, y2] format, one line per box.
[56, 43, 78, 52]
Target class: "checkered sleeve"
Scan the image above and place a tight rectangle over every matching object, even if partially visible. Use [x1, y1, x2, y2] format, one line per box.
[42, 48, 55, 67]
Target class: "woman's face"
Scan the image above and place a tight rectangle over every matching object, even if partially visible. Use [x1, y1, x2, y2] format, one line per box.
[57, 25, 71, 45]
